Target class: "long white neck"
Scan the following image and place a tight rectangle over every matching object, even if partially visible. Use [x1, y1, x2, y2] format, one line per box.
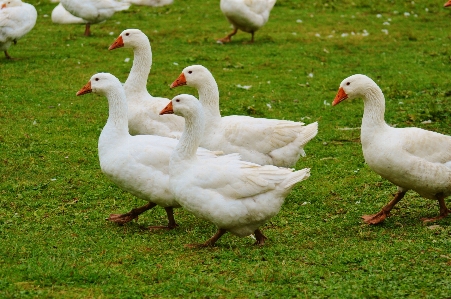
[195, 76, 221, 121]
[102, 87, 129, 139]
[361, 85, 388, 130]
[172, 109, 205, 162]
[123, 41, 152, 96]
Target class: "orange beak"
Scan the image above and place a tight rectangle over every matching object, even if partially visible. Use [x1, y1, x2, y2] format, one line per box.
[1, 3, 6, 9]
[108, 35, 124, 50]
[445, 0, 451, 7]
[332, 87, 348, 106]
[170, 73, 187, 88]
[76, 81, 92, 96]
[159, 101, 174, 115]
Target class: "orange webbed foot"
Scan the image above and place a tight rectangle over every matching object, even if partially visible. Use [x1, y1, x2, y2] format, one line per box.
[421, 209, 450, 223]
[107, 213, 136, 225]
[216, 37, 231, 43]
[362, 210, 390, 224]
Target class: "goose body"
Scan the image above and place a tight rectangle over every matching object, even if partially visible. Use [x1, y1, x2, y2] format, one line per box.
[109, 29, 184, 138]
[218, 0, 276, 43]
[333, 74, 451, 224]
[160, 94, 310, 246]
[60, 0, 130, 36]
[51, 3, 87, 24]
[0, 0, 37, 59]
[76, 73, 218, 228]
[171, 65, 318, 167]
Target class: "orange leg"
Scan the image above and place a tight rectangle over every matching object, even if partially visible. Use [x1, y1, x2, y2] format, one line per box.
[148, 207, 179, 230]
[108, 203, 178, 229]
[84, 23, 91, 36]
[185, 229, 227, 248]
[362, 191, 406, 224]
[421, 193, 450, 223]
[107, 202, 157, 224]
[248, 31, 255, 43]
[217, 28, 238, 43]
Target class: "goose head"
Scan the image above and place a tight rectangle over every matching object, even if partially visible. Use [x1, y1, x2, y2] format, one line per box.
[1, 0, 23, 9]
[109, 29, 147, 50]
[160, 94, 202, 119]
[332, 74, 377, 106]
[170, 65, 213, 89]
[76, 73, 121, 97]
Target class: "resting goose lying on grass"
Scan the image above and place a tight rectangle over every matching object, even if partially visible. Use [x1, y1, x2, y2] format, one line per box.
[51, 3, 87, 25]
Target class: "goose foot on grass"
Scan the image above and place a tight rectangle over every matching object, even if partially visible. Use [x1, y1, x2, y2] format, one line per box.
[253, 229, 267, 246]
[362, 191, 406, 225]
[107, 202, 157, 224]
[148, 207, 179, 230]
[421, 194, 451, 223]
[217, 29, 237, 43]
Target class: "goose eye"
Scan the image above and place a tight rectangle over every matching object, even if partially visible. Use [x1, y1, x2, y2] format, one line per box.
[188, 71, 192, 74]
[175, 99, 180, 102]
[125, 33, 129, 36]
[95, 78, 99, 81]
[346, 82, 350, 86]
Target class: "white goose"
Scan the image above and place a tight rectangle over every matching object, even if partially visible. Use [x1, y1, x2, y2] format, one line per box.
[124, 0, 173, 6]
[60, 0, 130, 36]
[333, 74, 451, 224]
[218, 0, 277, 43]
[160, 94, 310, 247]
[109, 29, 184, 138]
[51, 3, 87, 25]
[171, 65, 318, 168]
[76, 73, 219, 228]
[0, 0, 37, 59]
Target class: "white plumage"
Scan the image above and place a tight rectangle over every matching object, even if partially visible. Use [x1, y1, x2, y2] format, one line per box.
[333, 74, 451, 224]
[0, 0, 37, 59]
[160, 94, 310, 247]
[218, 0, 277, 43]
[108, 29, 184, 138]
[171, 65, 318, 167]
[76, 73, 219, 229]
[60, 0, 130, 36]
[51, 3, 87, 25]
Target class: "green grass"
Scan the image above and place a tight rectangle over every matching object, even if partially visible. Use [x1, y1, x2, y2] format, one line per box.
[1, 0, 451, 297]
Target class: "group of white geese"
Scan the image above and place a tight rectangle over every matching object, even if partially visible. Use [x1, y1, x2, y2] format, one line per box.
[3, 0, 451, 247]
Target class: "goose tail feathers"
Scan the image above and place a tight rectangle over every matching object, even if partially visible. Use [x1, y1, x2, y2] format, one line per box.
[281, 168, 310, 189]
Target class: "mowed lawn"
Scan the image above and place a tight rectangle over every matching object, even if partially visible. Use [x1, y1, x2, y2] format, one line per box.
[1, 0, 451, 297]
